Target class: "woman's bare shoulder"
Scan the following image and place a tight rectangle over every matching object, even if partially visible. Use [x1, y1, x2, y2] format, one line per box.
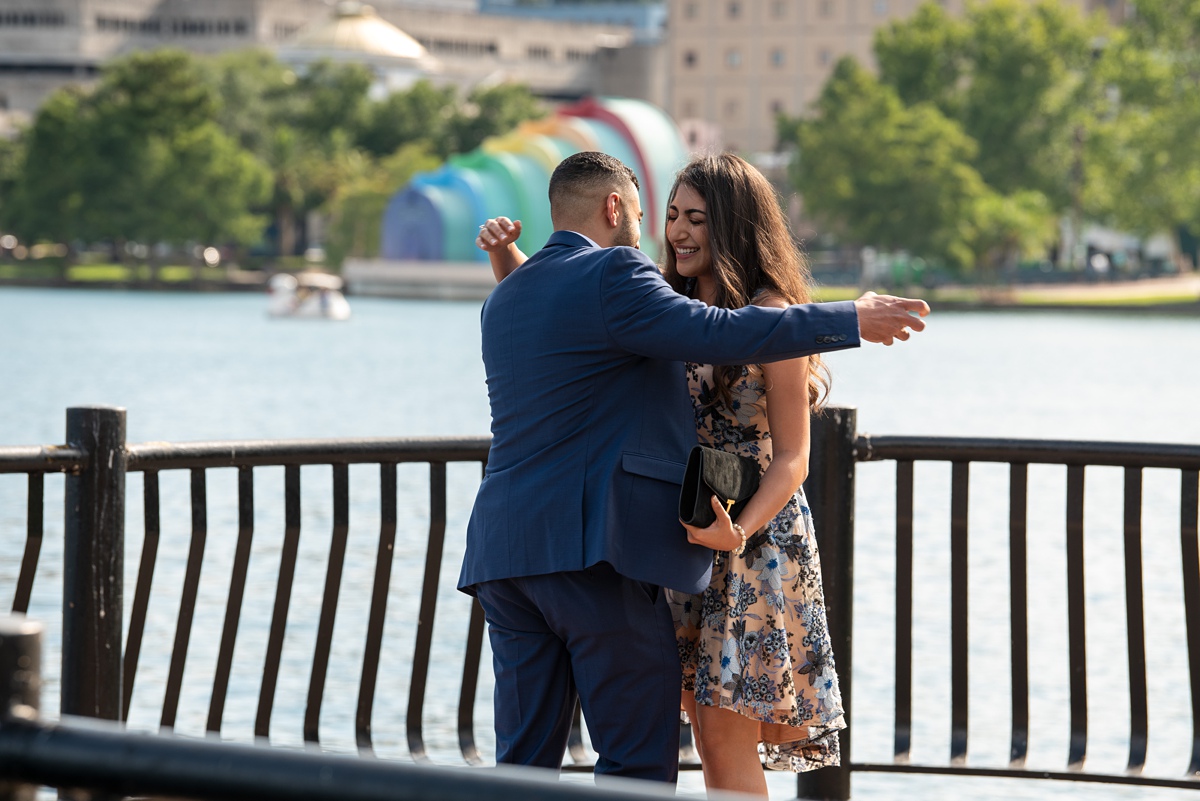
[752, 289, 789, 310]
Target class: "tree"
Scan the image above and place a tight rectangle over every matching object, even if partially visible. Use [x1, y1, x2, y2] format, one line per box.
[204, 54, 377, 255]
[1083, 0, 1200, 259]
[5, 50, 269, 253]
[875, 0, 1109, 210]
[789, 59, 992, 269]
[444, 82, 546, 157]
[356, 80, 456, 158]
[322, 143, 440, 268]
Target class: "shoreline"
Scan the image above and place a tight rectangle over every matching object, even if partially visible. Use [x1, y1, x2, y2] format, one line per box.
[2, 264, 1198, 313]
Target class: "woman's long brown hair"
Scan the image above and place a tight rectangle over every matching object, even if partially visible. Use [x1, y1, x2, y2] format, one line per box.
[662, 153, 830, 410]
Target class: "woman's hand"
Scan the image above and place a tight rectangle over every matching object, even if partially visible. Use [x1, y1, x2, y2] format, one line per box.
[476, 217, 522, 253]
[682, 496, 744, 551]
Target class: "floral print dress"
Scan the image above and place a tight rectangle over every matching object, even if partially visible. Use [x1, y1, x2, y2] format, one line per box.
[668, 361, 846, 772]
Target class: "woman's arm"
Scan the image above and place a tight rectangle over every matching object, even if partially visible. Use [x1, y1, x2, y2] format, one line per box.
[682, 296, 813, 553]
[477, 217, 529, 282]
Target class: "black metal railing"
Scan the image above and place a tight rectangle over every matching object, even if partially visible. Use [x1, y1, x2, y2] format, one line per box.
[1, 405, 1199, 800]
[0, 618, 689, 801]
[816, 421, 1200, 796]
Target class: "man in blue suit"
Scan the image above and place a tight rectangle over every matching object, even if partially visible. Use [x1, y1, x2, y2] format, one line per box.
[458, 152, 927, 784]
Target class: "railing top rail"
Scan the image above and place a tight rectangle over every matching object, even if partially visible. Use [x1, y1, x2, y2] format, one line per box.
[0, 446, 86, 475]
[125, 436, 491, 471]
[857, 434, 1200, 470]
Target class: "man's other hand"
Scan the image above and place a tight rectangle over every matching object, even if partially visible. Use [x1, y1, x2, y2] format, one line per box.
[854, 291, 930, 345]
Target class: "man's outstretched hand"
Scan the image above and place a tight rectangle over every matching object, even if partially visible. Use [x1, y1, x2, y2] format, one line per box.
[854, 291, 930, 345]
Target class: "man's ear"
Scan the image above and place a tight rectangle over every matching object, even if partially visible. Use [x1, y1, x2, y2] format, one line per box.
[605, 192, 621, 229]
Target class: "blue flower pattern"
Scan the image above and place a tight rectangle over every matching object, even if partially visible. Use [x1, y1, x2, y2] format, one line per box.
[668, 362, 846, 772]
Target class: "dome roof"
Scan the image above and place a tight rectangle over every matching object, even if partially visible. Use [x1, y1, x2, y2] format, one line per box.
[288, 2, 428, 62]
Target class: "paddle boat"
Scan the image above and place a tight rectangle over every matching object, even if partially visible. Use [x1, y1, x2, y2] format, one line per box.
[267, 272, 352, 320]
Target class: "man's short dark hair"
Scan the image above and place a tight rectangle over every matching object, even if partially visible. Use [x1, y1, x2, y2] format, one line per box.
[548, 151, 639, 210]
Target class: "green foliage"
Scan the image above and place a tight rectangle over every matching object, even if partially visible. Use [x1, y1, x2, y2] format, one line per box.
[323, 143, 441, 268]
[875, 0, 1107, 208]
[5, 47, 545, 257]
[443, 82, 547, 157]
[779, 0, 1195, 272]
[0, 135, 21, 225]
[357, 80, 457, 157]
[792, 59, 990, 268]
[6, 50, 269, 249]
[969, 189, 1057, 274]
[356, 79, 546, 159]
[1084, 0, 1200, 240]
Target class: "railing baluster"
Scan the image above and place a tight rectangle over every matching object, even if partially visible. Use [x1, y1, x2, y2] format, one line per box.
[1181, 469, 1200, 778]
[457, 599, 487, 766]
[894, 460, 914, 763]
[161, 468, 208, 730]
[256, 465, 302, 740]
[123, 471, 161, 720]
[304, 465, 350, 744]
[406, 461, 447, 762]
[357, 462, 397, 753]
[950, 461, 970, 766]
[207, 466, 255, 735]
[62, 406, 126, 723]
[12, 473, 43, 614]
[1009, 463, 1029, 767]
[1123, 467, 1148, 773]
[456, 459, 487, 767]
[1066, 465, 1088, 770]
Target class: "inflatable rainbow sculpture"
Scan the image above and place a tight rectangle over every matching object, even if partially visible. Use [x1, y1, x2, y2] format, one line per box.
[380, 97, 690, 264]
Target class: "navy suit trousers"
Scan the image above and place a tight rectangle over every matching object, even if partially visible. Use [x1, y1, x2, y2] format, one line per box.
[473, 563, 681, 783]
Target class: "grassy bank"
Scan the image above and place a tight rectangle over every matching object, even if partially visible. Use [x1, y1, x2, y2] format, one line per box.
[813, 278, 1200, 310]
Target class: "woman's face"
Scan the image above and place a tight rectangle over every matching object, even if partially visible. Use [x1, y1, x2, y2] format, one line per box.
[666, 183, 710, 280]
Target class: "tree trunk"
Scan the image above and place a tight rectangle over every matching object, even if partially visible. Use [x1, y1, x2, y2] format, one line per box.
[277, 206, 296, 257]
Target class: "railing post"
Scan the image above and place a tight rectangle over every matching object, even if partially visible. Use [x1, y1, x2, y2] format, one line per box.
[797, 406, 857, 801]
[62, 406, 126, 721]
[0, 616, 42, 801]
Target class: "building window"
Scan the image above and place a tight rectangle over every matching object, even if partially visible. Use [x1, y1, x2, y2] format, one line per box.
[770, 99, 784, 114]
[819, 0, 835, 17]
[728, 1, 741, 18]
[95, 16, 248, 35]
[772, 0, 787, 18]
[724, 98, 739, 118]
[528, 45, 552, 60]
[874, 0, 888, 13]
[771, 48, 786, 67]
[683, 50, 697, 68]
[819, 48, 833, 66]
[566, 48, 594, 62]
[684, 1, 698, 19]
[726, 49, 742, 68]
[1, 11, 67, 27]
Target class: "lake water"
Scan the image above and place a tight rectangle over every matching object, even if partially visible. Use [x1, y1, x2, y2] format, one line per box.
[1, 286, 1198, 800]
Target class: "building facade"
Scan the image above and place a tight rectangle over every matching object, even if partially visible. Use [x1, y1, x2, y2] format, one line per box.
[667, 0, 1128, 155]
[0, 0, 659, 128]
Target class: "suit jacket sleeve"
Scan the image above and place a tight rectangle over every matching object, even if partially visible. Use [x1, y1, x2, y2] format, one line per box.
[599, 246, 861, 365]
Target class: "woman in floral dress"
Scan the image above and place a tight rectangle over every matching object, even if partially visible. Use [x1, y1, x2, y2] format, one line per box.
[476, 153, 845, 797]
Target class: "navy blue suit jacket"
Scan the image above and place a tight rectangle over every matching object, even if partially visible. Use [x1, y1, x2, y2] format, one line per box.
[458, 231, 860, 596]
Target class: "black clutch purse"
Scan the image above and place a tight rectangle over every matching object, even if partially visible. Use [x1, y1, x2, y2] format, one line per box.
[678, 445, 761, 527]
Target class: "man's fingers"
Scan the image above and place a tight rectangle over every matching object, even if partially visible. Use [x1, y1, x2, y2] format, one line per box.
[894, 328, 910, 342]
[900, 298, 931, 317]
[902, 315, 926, 333]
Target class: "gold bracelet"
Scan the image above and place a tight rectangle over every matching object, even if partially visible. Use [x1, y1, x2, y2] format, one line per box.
[731, 523, 747, 557]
